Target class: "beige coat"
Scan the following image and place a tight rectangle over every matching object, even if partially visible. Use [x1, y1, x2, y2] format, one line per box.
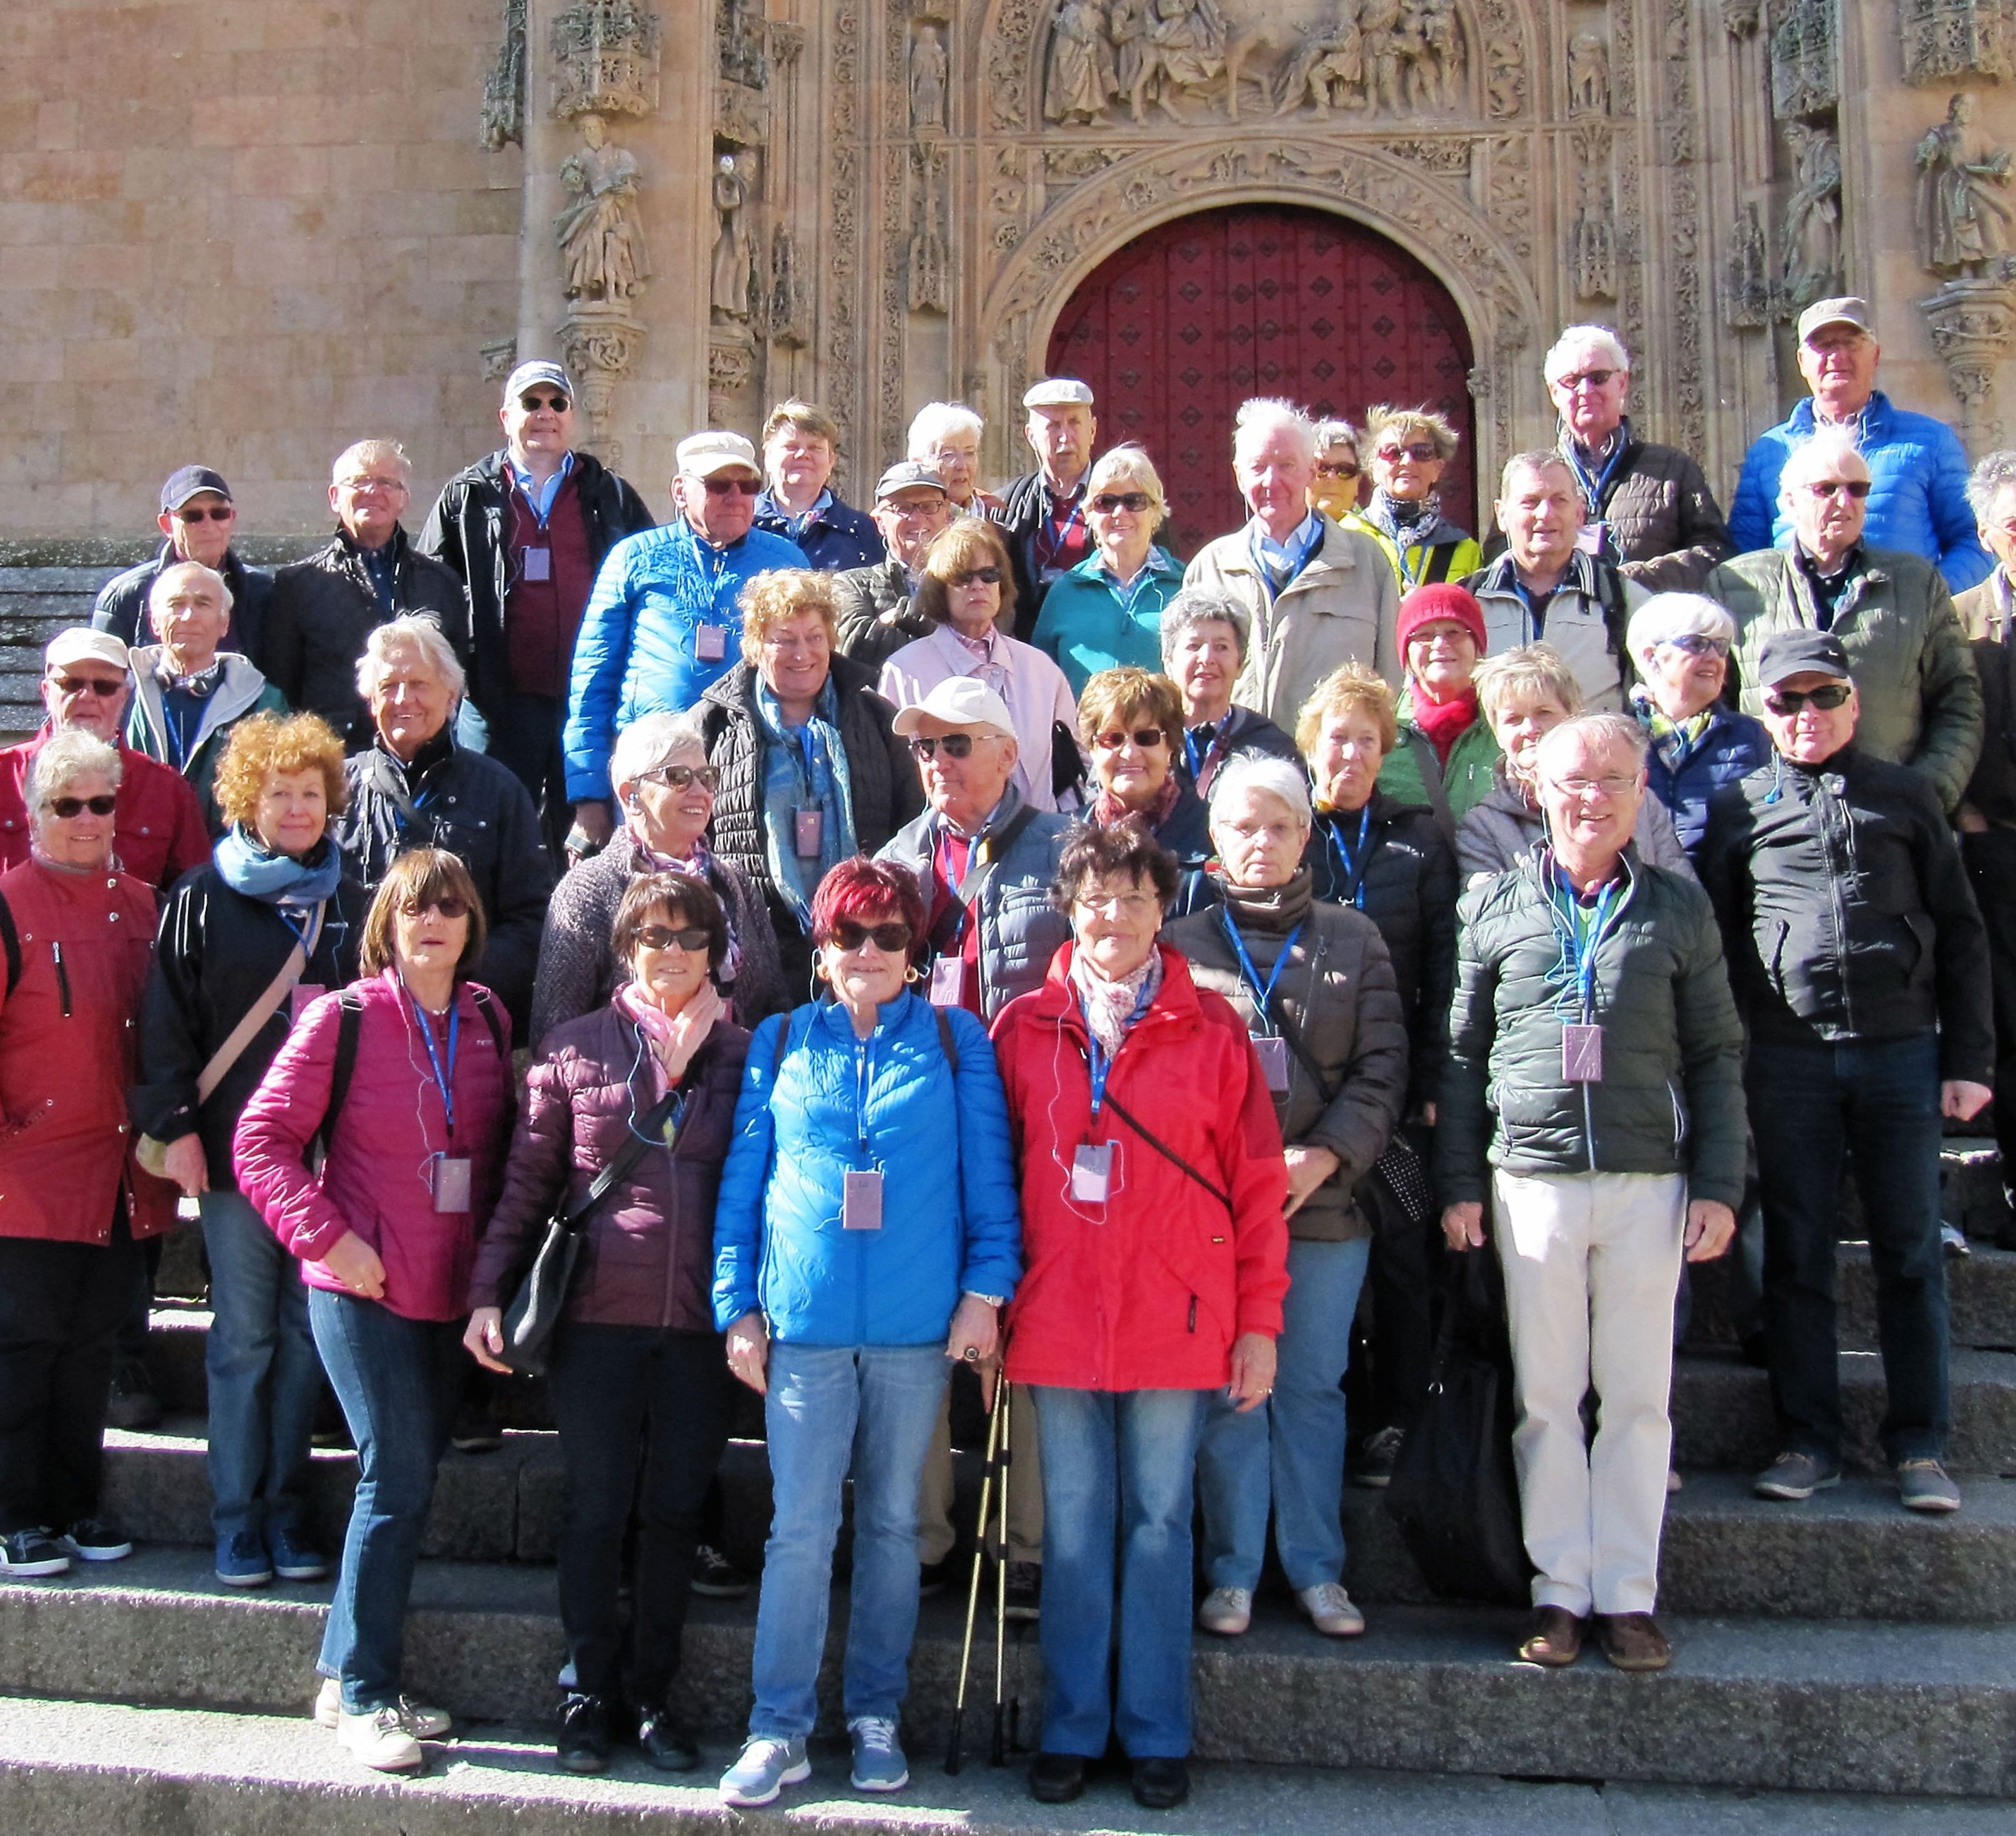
[1955, 569, 2013, 643]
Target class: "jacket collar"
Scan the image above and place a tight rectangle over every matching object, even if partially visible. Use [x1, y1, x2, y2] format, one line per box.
[1031, 940, 1201, 1041]
[126, 649, 271, 753]
[1789, 390, 1893, 442]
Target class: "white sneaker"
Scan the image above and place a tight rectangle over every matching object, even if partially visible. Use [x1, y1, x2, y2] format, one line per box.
[1197, 1585, 1252, 1634]
[719, 1735, 811, 1806]
[316, 1676, 451, 1738]
[336, 1704, 424, 1772]
[1297, 1582, 1366, 1637]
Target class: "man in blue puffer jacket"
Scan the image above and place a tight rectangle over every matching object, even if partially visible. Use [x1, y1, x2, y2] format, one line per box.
[563, 431, 805, 850]
[1729, 298, 1991, 595]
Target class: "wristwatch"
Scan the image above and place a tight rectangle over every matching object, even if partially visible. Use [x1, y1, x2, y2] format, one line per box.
[963, 1291, 1005, 1308]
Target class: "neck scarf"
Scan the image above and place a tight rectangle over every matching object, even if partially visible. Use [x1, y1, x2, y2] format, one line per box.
[1411, 683, 1477, 765]
[1091, 772, 1179, 835]
[1218, 865, 1314, 937]
[1631, 688, 1715, 774]
[214, 826, 343, 908]
[755, 674, 857, 930]
[623, 830, 745, 987]
[1070, 945, 1163, 1059]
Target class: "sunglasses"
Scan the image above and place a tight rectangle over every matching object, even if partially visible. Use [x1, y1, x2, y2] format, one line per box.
[701, 476, 762, 497]
[908, 733, 989, 760]
[1092, 727, 1166, 751]
[44, 794, 117, 819]
[1376, 443, 1439, 464]
[948, 566, 1003, 587]
[518, 392, 570, 412]
[399, 895, 470, 920]
[635, 923, 711, 953]
[638, 763, 719, 794]
[51, 675, 125, 697]
[1765, 683, 1853, 714]
[173, 505, 234, 523]
[1555, 368, 1618, 391]
[1661, 634, 1731, 658]
[1089, 492, 1153, 513]
[1314, 461, 1360, 479]
[828, 920, 913, 953]
[1801, 479, 1872, 500]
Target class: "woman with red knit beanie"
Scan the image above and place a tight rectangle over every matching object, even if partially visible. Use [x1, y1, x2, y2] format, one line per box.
[1375, 583, 1499, 838]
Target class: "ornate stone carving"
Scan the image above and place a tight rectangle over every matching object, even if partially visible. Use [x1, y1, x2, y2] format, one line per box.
[1571, 123, 1615, 300]
[716, 0, 769, 89]
[1670, 168, 1707, 459]
[1664, 0, 1695, 163]
[710, 154, 755, 321]
[770, 22, 806, 66]
[1722, 0, 1761, 37]
[479, 0, 526, 149]
[768, 225, 812, 348]
[556, 116, 650, 303]
[1380, 137, 1475, 176]
[1901, 0, 2015, 85]
[1920, 276, 2016, 446]
[706, 325, 757, 426]
[990, 0, 1043, 128]
[1486, 133, 1532, 259]
[1484, 33, 1525, 117]
[1566, 32, 1608, 115]
[909, 144, 951, 313]
[479, 338, 518, 382]
[716, 81, 769, 147]
[1916, 93, 2014, 277]
[1724, 200, 1773, 326]
[1045, 0, 1121, 122]
[1769, 0, 1837, 122]
[551, 0, 662, 121]
[557, 307, 646, 462]
[911, 23, 949, 128]
[1780, 120, 1842, 307]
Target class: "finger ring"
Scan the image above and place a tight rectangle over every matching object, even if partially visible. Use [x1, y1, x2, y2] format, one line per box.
[962, 1346, 980, 1362]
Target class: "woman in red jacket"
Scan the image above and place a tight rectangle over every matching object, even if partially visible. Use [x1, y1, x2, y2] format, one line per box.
[234, 849, 515, 1774]
[0, 731, 177, 1580]
[990, 818, 1290, 1813]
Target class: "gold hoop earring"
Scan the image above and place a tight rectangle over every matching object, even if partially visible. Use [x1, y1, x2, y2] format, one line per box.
[903, 962, 925, 984]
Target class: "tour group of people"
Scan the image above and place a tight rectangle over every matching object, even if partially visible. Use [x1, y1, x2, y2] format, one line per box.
[1, 290, 2012, 1812]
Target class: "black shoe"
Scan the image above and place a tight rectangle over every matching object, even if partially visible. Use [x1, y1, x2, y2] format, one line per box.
[1004, 1559, 1041, 1621]
[690, 1542, 750, 1599]
[554, 1692, 614, 1774]
[1350, 1423, 1405, 1488]
[449, 1401, 503, 1455]
[1132, 1755, 1191, 1810]
[1029, 1750, 1087, 1803]
[105, 1359, 162, 1432]
[918, 1554, 959, 1599]
[635, 1701, 699, 1772]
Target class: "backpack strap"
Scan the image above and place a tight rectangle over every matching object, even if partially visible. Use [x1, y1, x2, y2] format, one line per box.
[0, 892, 18, 1000]
[326, 988, 365, 1117]
[1424, 540, 1463, 585]
[934, 1003, 960, 1075]
[470, 985, 507, 1055]
[1597, 562, 1632, 668]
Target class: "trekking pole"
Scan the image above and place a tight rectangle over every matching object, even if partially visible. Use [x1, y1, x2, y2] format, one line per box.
[945, 1372, 1004, 1776]
[990, 1379, 1012, 1767]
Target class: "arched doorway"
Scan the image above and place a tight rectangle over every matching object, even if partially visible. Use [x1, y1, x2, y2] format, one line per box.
[1046, 205, 1477, 558]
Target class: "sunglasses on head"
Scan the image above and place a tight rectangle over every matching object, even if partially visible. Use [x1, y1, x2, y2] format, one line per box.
[1802, 479, 1872, 500]
[52, 675, 125, 697]
[635, 923, 711, 953]
[1089, 492, 1152, 513]
[948, 566, 1003, 587]
[638, 763, 719, 794]
[828, 919, 913, 953]
[908, 733, 988, 760]
[1093, 727, 1166, 751]
[1314, 461, 1360, 479]
[701, 476, 762, 497]
[1765, 683, 1853, 714]
[518, 392, 570, 413]
[399, 895, 470, 920]
[44, 794, 117, 819]
[173, 505, 234, 523]
[1377, 442, 1439, 464]
[1555, 368, 1618, 391]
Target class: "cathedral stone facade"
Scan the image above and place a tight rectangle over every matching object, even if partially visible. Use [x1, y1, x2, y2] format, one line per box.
[6, 0, 2015, 541]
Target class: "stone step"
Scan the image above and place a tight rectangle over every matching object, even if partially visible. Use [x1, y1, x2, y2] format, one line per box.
[5, 1696, 2009, 1836]
[0, 563, 122, 737]
[3, 1549, 2015, 1796]
[97, 1417, 2016, 1624]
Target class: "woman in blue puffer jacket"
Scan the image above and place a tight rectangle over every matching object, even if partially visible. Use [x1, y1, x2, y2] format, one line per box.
[1625, 593, 1772, 862]
[711, 857, 1022, 1810]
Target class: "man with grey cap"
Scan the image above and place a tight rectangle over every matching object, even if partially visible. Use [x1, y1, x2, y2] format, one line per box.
[877, 675, 1070, 1614]
[1728, 297, 1991, 593]
[832, 460, 957, 671]
[419, 360, 655, 850]
[93, 465, 274, 667]
[1700, 629, 1992, 1515]
[990, 378, 1098, 637]
[563, 430, 806, 858]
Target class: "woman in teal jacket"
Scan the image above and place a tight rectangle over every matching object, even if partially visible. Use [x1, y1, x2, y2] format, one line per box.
[711, 857, 1021, 1809]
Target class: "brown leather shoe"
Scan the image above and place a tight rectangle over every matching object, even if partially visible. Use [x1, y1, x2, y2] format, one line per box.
[1516, 1605, 1584, 1666]
[1595, 1612, 1672, 1672]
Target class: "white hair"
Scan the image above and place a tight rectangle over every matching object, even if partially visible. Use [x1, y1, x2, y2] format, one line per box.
[1544, 324, 1632, 384]
[907, 401, 984, 457]
[1967, 450, 2016, 522]
[355, 616, 466, 701]
[26, 728, 122, 819]
[1625, 592, 1736, 671]
[1207, 752, 1314, 828]
[611, 710, 709, 792]
[1233, 397, 1317, 468]
[1535, 712, 1648, 780]
[149, 559, 234, 616]
[1778, 428, 1869, 504]
[331, 438, 413, 488]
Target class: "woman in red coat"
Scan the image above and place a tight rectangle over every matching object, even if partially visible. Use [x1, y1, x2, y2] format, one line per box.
[990, 818, 1289, 1812]
[0, 731, 177, 1581]
[234, 848, 515, 1774]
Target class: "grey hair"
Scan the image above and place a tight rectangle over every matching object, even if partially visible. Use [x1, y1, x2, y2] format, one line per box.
[1778, 427, 1869, 504]
[1498, 448, 1578, 499]
[1966, 450, 2016, 522]
[1160, 586, 1251, 665]
[26, 728, 122, 817]
[330, 438, 413, 488]
[610, 710, 709, 792]
[1364, 402, 1461, 463]
[907, 401, 984, 456]
[1625, 592, 1736, 671]
[149, 559, 234, 618]
[1314, 418, 1360, 455]
[355, 615, 466, 701]
[1535, 712, 1649, 780]
[1544, 324, 1632, 384]
[1233, 397, 1317, 467]
[1207, 751, 1314, 828]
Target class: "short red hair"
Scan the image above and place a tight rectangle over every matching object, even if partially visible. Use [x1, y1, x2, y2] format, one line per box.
[810, 858, 927, 954]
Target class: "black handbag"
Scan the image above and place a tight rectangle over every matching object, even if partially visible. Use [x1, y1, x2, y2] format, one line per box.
[495, 1085, 685, 1377]
[1382, 1248, 1535, 1607]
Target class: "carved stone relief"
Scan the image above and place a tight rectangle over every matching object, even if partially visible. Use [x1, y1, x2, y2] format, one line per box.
[1722, 0, 1761, 36]
[1571, 123, 1615, 300]
[551, 0, 662, 120]
[1916, 92, 2015, 278]
[1901, 0, 2015, 85]
[479, 0, 527, 149]
[1920, 277, 2016, 447]
[716, 0, 770, 89]
[1485, 133, 1532, 259]
[1780, 119, 1842, 306]
[1768, 0, 1837, 122]
[1566, 32, 1607, 116]
[1724, 200, 1773, 326]
[910, 144, 952, 313]
[558, 115, 650, 303]
[480, 338, 518, 382]
[912, 23, 949, 128]
[1670, 167, 1707, 459]
[769, 226, 812, 348]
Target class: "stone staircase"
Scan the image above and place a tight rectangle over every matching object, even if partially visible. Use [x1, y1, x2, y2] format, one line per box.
[0, 564, 128, 737]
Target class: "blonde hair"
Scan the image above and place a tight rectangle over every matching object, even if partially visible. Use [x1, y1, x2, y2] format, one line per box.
[213, 712, 348, 831]
[1077, 667, 1183, 747]
[761, 399, 841, 448]
[739, 568, 837, 648]
[1473, 643, 1584, 733]
[1295, 663, 1397, 758]
[1364, 403, 1460, 463]
[1084, 444, 1169, 532]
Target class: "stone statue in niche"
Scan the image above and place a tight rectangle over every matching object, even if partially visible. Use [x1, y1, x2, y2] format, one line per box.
[1046, 0, 1120, 122]
[1567, 31, 1608, 114]
[1916, 92, 2013, 276]
[711, 153, 755, 319]
[1780, 121, 1843, 306]
[911, 25, 948, 130]
[1726, 200, 1773, 326]
[556, 115, 650, 302]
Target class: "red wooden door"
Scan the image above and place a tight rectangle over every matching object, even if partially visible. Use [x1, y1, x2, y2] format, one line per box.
[1046, 205, 1477, 559]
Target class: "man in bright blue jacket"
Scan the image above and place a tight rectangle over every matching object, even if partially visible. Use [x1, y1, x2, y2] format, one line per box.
[562, 431, 805, 850]
[1729, 298, 1991, 595]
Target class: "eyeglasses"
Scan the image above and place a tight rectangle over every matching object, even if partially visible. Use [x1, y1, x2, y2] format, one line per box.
[1314, 461, 1360, 480]
[909, 733, 990, 760]
[635, 923, 711, 953]
[1089, 492, 1153, 513]
[340, 475, 407, 495]
[1660, 634, 1731, 658]
[50, 675, 125, 697]
[638, 763, 719, 794]
[1376, 443, 1440, 464]
[1765, 683, 1853, 714]
[1547, 774, 1639, 798]
[827, 919, 913, 953]
[1800, 479, 1872, 500]
[948, 566, 1003, 587]
[43, 794, 117, 819]
[1074, 891, 1161, 917]
[701, 476, 762, 497]
[1554, 368, 1619, 391]
[399, 895, 470, 920]
[1092, 727, 1167, 751]
[518, 392, 570, 412]
[173, 505, 234, 523]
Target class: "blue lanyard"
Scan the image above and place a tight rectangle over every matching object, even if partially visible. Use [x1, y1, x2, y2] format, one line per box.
[406, 989, 460, 1139]
[1079, 979, 1154, 1120]
[1322, 806, 1373, 909]
[1218, 911, 1303, 1032]
[1548, 865, 1621, 1017]
[1566, 438, 1625, 518]
[1182, 716, 1232, 784]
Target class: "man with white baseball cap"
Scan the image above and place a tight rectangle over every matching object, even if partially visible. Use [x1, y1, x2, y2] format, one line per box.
[419, 360, 656, 851]
[0, 629, 207, 891]
[563, 430, 807, 858]
[93, 465, 275, 666]
[1729, 297, 1991, 593]
[991, 379, 1099, 638]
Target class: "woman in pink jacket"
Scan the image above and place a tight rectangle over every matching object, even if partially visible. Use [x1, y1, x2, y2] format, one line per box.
[234, 848, 515, 1775]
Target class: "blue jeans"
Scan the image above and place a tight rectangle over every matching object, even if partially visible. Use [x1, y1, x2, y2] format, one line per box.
[748, 1342, 948, 1738]
[200, 1189, 323, 1541]
[307, 1289, 462, 1713]
[1197, 1235, 1369, 1592]
[1033, 1386, 1207, 1760]
[1750, 1034, 1950, 1465]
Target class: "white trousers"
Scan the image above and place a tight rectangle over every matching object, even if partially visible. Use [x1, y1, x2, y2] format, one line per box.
[1493, 1169, 1686, 1618]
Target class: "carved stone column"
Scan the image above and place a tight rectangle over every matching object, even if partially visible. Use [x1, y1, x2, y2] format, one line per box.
[1920, 277, 2016, 452]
